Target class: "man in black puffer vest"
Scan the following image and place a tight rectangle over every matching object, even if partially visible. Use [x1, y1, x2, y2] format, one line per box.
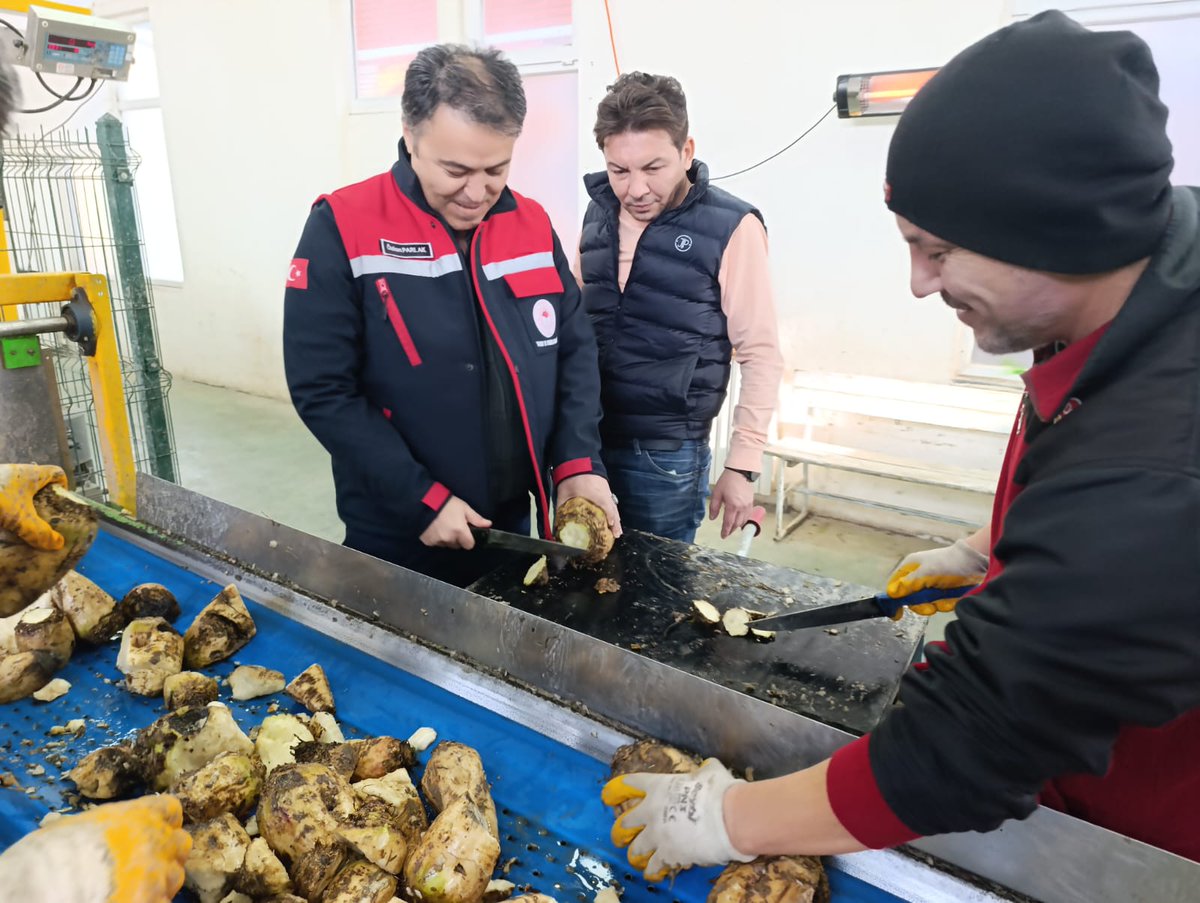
[576, 74, 783, 543]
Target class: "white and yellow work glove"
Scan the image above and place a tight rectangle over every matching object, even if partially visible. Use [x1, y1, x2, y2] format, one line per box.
[0, 463, 68, 551]
[602, 758, 754, 881]
[886, 538, 988, 615]
[0, 795, 192, 903]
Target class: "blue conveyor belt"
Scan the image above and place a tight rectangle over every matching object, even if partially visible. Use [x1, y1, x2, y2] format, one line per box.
[0, 530, 903, 903]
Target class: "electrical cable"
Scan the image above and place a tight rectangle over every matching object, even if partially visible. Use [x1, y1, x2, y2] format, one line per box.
[3, 16, 97, 114]
[603, 0, 621, 76]
[597, 7, 830, 182]
[16, 78, 84, 114]
[28, 78, 100, 140]
[35, 70, 90, 101]
[710, 103, 837, 181]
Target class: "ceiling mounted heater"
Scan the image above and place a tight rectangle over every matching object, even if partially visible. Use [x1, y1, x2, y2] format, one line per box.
[834, 68, 939, 118]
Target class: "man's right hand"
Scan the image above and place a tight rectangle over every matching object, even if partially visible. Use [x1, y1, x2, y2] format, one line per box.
[419, 496, 492, 550]
[886, 536, 989, 614]
[0, 464, 68, 550]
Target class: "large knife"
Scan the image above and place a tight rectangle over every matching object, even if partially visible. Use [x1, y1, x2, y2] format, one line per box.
[469, 527, 586, 559]
[749, 584, 971, 632]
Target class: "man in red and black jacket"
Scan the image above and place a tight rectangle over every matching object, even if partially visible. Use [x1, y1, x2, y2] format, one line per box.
[284, 44, 619, 587]
[600, 11, 1200, 876]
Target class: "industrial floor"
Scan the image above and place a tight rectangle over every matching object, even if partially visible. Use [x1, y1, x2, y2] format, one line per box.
[169, 378, 951, 637]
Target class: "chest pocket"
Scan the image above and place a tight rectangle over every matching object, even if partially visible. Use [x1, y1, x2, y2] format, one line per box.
[505, 267, 564, 356]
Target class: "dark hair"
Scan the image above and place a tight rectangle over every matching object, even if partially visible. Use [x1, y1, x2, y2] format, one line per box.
[402, 44, 526, 137]
[593, 72, 689, 150]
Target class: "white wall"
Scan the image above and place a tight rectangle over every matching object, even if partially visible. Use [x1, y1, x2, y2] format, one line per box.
[87, 0, 1010, 399]
[132, 0, 350, 400]
[20, 0, 1200, 405]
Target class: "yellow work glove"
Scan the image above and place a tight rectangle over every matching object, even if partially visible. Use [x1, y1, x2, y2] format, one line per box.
[0, 464, 68, 551]
[602, 758, 754, 882]
[886, 538, 988, 616]
[0, 795, 191, 903]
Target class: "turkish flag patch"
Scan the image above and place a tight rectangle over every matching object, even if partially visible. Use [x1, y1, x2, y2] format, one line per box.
[287, 258, 309, 290]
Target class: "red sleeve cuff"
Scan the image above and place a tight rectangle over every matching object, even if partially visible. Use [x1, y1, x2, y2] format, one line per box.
[421, 482, 451, 513]
[553, 457, 593, 485]
[827, 735, 922, 849]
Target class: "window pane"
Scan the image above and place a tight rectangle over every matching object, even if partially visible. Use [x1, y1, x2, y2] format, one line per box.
[122, 108, 184, 283]
[483, 0, 572, 55]
[353, 0, 439, 99]
[508, 71, 579, 254]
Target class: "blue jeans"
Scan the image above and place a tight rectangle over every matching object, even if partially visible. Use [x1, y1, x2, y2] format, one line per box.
[602, 439, 711, 542]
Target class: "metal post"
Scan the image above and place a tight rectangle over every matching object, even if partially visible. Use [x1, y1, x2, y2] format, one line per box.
[96, 113, 176, 483]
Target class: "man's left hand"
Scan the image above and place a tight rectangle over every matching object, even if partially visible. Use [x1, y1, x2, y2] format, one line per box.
[0, 795, 192, 903]
[709, 469, 755, 539]
[557, 473, 622, 538]
[602, 758, 753, 881]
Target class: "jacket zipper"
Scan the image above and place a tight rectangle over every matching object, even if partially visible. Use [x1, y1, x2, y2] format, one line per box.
[375, 278, 422, 367]
[468, 224, 553, 538]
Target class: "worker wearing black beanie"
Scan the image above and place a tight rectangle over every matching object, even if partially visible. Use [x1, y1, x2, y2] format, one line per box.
[599, 8, 1200, 888]
[886, 10, 1174, 274]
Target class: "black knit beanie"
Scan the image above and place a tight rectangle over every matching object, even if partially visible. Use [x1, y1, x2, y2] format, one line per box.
[886, 10, 1174, 274]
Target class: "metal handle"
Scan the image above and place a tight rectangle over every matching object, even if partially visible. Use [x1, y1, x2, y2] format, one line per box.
[736, 505, 767, 558]
[0, 292, 96, 355]
[875, 584, 975, 618]
[0, 315, 71, 339]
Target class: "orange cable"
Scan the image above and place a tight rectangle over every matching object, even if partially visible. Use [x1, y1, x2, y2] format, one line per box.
[603, 0, 621, 76]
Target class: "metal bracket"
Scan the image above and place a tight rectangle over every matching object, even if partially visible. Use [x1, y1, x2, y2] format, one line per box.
[0, 334, 41, 369]
[61, 288, 97, 356]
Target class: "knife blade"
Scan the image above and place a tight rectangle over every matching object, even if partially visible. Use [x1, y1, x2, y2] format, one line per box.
[469, 527, 587, 559]
[749, 585, 970, 632]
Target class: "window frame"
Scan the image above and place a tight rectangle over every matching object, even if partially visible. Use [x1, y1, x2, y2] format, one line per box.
[349, 0, 577, 112]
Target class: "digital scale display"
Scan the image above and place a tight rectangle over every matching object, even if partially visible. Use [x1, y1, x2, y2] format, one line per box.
[24, 7, 135, 81]
[41, 31, 127, 72]
[47, 34, 97, 53]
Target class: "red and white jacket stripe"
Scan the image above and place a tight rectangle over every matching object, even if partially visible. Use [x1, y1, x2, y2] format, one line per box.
[283, 142, 604, 540]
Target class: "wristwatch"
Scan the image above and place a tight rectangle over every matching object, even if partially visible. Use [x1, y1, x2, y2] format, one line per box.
[726, 467, 760, 482]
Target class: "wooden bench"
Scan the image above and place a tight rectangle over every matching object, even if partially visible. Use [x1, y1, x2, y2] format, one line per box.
[765, 373, 1015, 540]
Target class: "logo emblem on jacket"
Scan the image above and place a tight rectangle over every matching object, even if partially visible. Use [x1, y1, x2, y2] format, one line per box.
[674, 234, 693, 252]
[287, 258, 308, 290]
[532, 298, 557, 343]
[380, 239, 434, 260]
[1053, 397, 1082, 424]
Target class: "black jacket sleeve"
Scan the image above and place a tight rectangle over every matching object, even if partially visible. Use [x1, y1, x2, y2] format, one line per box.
[870, 464, 1200, 835]
[282, 202, 446, 534]
[547, 230, 606, 483]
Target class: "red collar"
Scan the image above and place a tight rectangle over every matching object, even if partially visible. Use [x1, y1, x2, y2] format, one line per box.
[1021, 322, 1112, 422]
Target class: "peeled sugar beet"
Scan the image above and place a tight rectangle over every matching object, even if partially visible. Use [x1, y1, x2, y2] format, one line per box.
[134, 702, 254, 791]
[46, 570, 127, 645]
[403, 795, 500, 903]
[420, 741, 498, 838]
[183, 584, 257, 669]
[284, 663, 335, 713]
[117, 617, 184, 696]
[14, 605, 75, 668]
[708, 855, 830, 903]
[554, 497, 614, 566]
